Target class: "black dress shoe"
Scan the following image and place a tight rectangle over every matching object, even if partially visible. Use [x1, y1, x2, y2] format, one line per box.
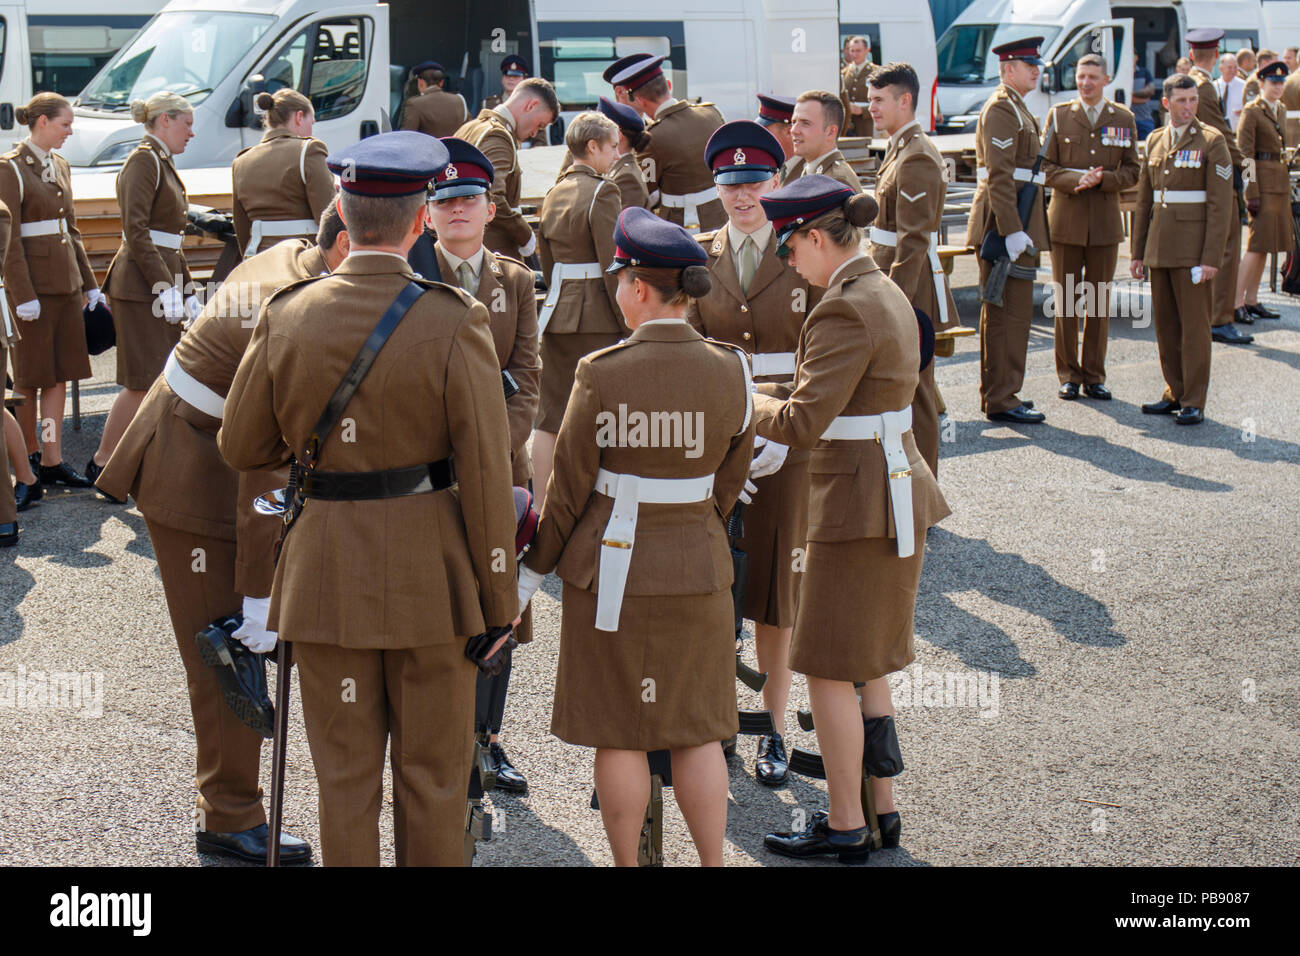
[28, 450, 40, 473]
[1141, 398, 1180, 415]
[196, 823, 312, 864]
[755, 733, 789, 787]
[39, 461, 92, 488]
[1174, 406, 1204, 425]
[1245, 302, 1280, 319]
[84, 458, 126, 504]
[0, 522, 17, 548]
[988, 403, 1046, 424]
[1233, 306, 1255, 325]
[877, 811, 901, 849]
[765, 810, 870, 864]
[1082, 383, 1112, 400]
[195, 618, 274, 737]
[14, 480, 42, 511]
[1057, 382, 1080, 400]
[1212, 324, 1254, 344]
[489, 742, 528, 793]
[1022, 400, 1035, 409]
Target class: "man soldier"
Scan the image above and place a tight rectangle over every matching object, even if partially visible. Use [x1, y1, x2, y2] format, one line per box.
[95, 208, 351, 863]
[483, 56, 549, 148]
[784, 91, 863, 191]
[417, 137, 541, 792]
[840, 35, 875, 138]
[755, 93, 797, 167]
[603, 53, 656, 109]
[456, 77, 559, 260]
[1186, 28, 1254, 346]
[1281, 53, 1300, 146]
[612, 55, 726, 233]
[866, 62, 958, 477]
[219, 132, 519, 865]
[1042, 53, 1140, 402]
[1238, 49, 1259, 103]
[968, 37, 1050, 424]
[401, 61, 469, 138]
[1130, 74, 1233, 426]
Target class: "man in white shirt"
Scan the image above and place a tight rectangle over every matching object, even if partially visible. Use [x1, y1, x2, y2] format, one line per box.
[1215, 53, 1246, 130]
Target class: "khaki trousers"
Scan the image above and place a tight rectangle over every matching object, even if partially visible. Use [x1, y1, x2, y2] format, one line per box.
[1051, 242, 1116, 385]
[978, 260, 1034, 414]
[1149, 266, 1213, 409]
[1211, 206, 1242, 327]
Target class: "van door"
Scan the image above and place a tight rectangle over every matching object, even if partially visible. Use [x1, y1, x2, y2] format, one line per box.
[0, 3, 31, 152]
[243, 6, 390, 154]
[1043, 19, 1135, 117]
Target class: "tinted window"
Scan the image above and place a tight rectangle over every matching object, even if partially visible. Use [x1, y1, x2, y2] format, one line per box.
[538, 20, 685, 111]
[29, 16, 150, 97]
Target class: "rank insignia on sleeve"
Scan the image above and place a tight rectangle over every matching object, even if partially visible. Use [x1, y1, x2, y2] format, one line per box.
[899, 190, 927, 203]
[1215, 163, 1232, 179]
[991, 136, 1014, 150]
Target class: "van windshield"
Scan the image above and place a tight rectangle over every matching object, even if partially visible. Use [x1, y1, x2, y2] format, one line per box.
[937, 23, 1061, 84]
[78, 11, 275, 109]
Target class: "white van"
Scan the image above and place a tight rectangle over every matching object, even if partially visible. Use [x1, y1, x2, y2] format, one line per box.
[934, 0, 1267, 131]
[1261, 0, 1300, 49]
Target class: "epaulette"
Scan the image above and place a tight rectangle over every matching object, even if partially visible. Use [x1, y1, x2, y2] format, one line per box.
[409, 273, 477, 307]
[584, 339, 629, 362]
[262, 272, 329, 307]
[702, 337, 754, 432]
[493, 252, 528, 270]
[695, 229, 720, 248]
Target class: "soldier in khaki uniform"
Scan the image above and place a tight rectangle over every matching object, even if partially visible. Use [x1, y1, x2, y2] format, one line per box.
[968, 39, 1050, 424]
[0, 94, 99, 492]
[614, 55, 726, 233]
[1187, 28, 1254, 346]
[232, 89, 335, 258]
[517, 206, 755, 867]
[1130, 74, 1233, 426]
[599, 97, 653, 210]
[867, 63, 959, 476]
[784, 91, 863, 191]
[456, 77, 559, 259]
[1042, 54, 1141, 401]
[401, 61, 469, 139]
[482, 56, 548, 148]
[755, 93, 797, 166]
[1234, 61, 1290, 322]
[1, 197, 17, 546]
[1281, 58, 1300, 146]
[840, 35, 875, 138]
[220, 132, 519, 866]
[97, 213, 348, 863]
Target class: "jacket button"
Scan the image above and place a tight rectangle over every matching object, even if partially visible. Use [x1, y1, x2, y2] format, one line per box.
[740, 304, 748, 312]
[742, 331, 752, 340]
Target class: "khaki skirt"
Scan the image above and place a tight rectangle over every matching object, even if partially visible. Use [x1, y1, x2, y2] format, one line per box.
[737, 454, 809, 629]
[550, 583, 738, 751]
[790, 532, 927, 683]
[537, 331, 620, 432]
[113, 296, 183, 390]
[10, 292, 91, 389]
[1247, 191, 1292, 253]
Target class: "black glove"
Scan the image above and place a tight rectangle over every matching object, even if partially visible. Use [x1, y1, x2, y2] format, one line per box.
[465, 625, 517, 676]
[1247, 197, 1261, 217]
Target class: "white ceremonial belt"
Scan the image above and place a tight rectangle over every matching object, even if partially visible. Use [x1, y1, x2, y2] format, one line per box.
[245, 218, 317, 258]
[1287, 110, 1300, 119]
[20, 217, 67, 238]
[659, 186, 718, 233]
[592, 468, 715, 632]
[869, 229, 950, 327]
[749, 352, 796, 377]
[164, 349, 226, 420]
[0, 282, 15, 342]
[819, 407, 915, 558]
[538, 261, 603, 334]
[123, 229, 183, 249]
[975, 166, 1045, 185]
[1158, 190, 1207, 203]
[869, 227, 898, 246]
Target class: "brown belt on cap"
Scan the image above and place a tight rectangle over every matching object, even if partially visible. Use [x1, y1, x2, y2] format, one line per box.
[1255, 152, 1281, 161]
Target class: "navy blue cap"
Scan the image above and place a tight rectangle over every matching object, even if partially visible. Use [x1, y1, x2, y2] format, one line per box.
[501, 55, 530, 76]
[608, 55, 665, 92]
[706, 121, 783, 185]
[327, 131, 449, 196]
[598, 95, 645, 134]
[1259, 61, 1289, 81]
[756, 93, 796, 126]
[607, 206, 708, 273]
[431, 137, 493, 198]
[758, 174, 857, 256]
[603, 53, 655, 85]
[992, 37, 1044, 66]
[1185, 28, 1224, 50]
[412, 60, 444, 75]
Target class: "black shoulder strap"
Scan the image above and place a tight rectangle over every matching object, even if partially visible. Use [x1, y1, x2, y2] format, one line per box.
[301, 280, 425, 469]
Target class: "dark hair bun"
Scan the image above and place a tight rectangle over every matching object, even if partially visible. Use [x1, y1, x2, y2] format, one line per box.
[255, 91, 276, 111]
[680, 264, 712, 298]
[844, 193, 879, 227]
[15, 107, 29, 126]
[630, 129, 652, 152]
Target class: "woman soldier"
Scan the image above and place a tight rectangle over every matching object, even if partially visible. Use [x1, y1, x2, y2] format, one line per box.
[87, 91, 199, 492]
[232, 89, 335, 259]
[685, 120, 814, 786]
[1234, 61, 1290, 323]
[0, 93, 102, 491]
[517, 206, 755, 866]
[533, 111, 625, 510]
[753, 176, 949, 862]
[599, 97, 653, 210]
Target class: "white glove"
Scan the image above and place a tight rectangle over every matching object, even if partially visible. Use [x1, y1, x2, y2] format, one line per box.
[1004, 230, 1032, 261]
[231, 596, 277, 653]
[85, 288, 105, 310]
[517, 565, 544, 614]
[738, 477, 758, 505]
[518, 233, 537, 258]
[749, 436, 788, 480]
[184, 294, 203, 322]
[157, 286, 185, 324]
[16, 300, 40, 322]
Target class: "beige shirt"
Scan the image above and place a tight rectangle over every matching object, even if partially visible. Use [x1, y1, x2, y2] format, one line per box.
[145, 133, 171, 158]
[493, 104, 516, 136]
[726, 220, 773, 276]
[441, 245, 486, 291]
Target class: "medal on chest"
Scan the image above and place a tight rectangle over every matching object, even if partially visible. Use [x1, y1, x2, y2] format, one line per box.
[1100, 126, 1131, 148]
[1173, 149, 1202, 169]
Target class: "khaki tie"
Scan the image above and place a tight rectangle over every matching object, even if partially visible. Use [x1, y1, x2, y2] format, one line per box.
[456, 262, 476, 294]
[739, 236, 758, 294]
[1087, 105, 1098, 128]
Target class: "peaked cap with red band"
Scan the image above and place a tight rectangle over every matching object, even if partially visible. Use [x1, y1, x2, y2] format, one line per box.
[432, 137, 494, 198]
[606, 206, 708, 274]
[327, 131, 448, 197]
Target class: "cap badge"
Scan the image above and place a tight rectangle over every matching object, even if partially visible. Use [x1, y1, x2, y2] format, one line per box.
[444, 163, 458, 180]
[733, 148, 747, 165]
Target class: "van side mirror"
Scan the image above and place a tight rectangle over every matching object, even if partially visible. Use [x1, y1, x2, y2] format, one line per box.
[226, 75, 268, 129]
[549, 115, 566, 146]
[1115, 88, 1126, 104]
[1040, 64, 1055, 93]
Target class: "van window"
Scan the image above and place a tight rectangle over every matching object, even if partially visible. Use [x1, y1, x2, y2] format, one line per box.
[937, 23, 1062, 84]
[260, 17, 372, 122]
[1056, 25, 1127, 91]
[839, 24, 882, 67]
[538, 20, 685, 111]
[29, 15, 152, 98]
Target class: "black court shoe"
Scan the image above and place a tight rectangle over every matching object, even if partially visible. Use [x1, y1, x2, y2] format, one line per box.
[84, 458, 126, 504]
[765, 810, 870, 864]
[1082, 383, 1112, 400]
[196, 824, 312, 864]
[1245, 302, 1280, 319]
[1232, 306, 1255, 325]
[39, 460, 92, 488]
[0, 521, 17, 548]
[755, 733, 789, 786]
[14, 480, 42, 511]
[1212, 324, 1254, 345]
[877, 811, 901, 849]
[1174, 406, 1204, 425]
[490, 742, 528, 793]
[1057, 382, 1080, 400]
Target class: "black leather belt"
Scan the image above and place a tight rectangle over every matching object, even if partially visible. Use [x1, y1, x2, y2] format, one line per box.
[301, 458, 456, 500]
[1255, 152, 1281, 161]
